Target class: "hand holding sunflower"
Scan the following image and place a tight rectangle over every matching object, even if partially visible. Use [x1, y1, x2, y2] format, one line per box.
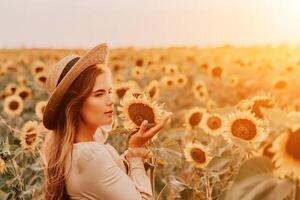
[128, 115, 171, 148]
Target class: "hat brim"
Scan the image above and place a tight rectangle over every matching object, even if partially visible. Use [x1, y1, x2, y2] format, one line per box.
[43, 43, 109, 130]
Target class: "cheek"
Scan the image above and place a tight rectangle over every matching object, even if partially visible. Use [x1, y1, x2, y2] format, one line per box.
[81, 97, 106, 122]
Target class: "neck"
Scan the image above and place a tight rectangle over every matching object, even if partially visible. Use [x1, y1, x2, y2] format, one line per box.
[74, 121, 97, 143]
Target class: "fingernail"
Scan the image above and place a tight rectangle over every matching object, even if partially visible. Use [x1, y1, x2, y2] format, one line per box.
[143, 120, 148, 124]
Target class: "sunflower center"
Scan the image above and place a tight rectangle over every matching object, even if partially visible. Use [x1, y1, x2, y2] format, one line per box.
[285, 129, 300, 161]
[231, 119, 257, 140]
[149, 87, 156, 98]
[11, 87, 17, 93]
[136, 59, 143, 67]
[35, 67, 44, 73]
[25, 133, 37, 145]
[207, 116, 222, 130]
[274, 81, 287, 89]
[132, 93, 142, 98]
[9, 101, 19, 110]
[198, 91, 205, 97]
[251, 99, 273, 119]
[128, 103, 155, 126]
[39, 76, 46, 83]
[189, 112, 202, 127]
[212, 67, 222, 77]
[196, 85, 203, 91]
[190, 148, 206, 163]
[116, 88, 129, 99]
[167, 80, 173, 86]
[19, 91, 29, 100]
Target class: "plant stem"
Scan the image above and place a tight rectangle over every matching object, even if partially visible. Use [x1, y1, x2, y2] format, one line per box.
[10, 158, 25, 200]
[204, 172, 212, 200]
[295, 179, 299, 200]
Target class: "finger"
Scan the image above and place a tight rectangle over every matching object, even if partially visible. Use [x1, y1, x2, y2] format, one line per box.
[144, 121, 165, 138]
[138, 120, 148, 134]
[142, 114, 172, 138]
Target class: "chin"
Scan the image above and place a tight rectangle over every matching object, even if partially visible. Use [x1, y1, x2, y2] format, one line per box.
[99, 120, 113, 126]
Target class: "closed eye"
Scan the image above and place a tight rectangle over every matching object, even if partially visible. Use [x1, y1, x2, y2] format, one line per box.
[95, 93, 104, 97]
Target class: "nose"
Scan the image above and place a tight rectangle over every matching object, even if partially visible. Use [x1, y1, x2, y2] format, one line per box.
[106, 93, 114, 107]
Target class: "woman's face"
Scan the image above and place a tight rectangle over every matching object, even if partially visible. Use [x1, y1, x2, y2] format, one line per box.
[79, 70, 114, 128]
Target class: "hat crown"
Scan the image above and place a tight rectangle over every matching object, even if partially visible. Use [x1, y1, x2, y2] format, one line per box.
[46, 55, 79, 94]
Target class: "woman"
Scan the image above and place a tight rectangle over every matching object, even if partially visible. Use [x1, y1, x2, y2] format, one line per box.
[41, 43, 171, 200]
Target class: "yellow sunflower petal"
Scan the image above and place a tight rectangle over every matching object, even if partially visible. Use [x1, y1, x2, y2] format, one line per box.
[3, 95, 24, 117]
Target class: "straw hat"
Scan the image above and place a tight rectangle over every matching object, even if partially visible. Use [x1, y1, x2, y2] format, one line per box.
[42, 43, 109, 130]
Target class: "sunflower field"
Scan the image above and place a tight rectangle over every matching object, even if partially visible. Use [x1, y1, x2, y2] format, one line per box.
[0, 45, 300, 200]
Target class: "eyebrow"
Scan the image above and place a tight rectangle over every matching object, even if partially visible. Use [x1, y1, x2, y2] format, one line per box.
[92, 87, 112, 93]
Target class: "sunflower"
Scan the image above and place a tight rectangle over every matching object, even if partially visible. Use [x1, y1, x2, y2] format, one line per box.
[16, 75, 28, 86]
[0, 67, 5, 76]
[117, 92, 166, 130]
[5, 83, 18, 95]
[174, 73, 188, 87]
[222, 111, 266, 144]
[205, 99, 218, 112]
[35, 100, 47, 120]
[272, 76, 289, 90]
[145, 80, 160, 100]
[124, 88, 144, 99]
[30, 60, 46, 76]
[184, 107, 207, 130]
[113, 74, 125, 83]
[113, 81, 139, 101]
[236, 94, 276, 119]
[20, 120, 41, 151]
[159, 76, 177, 89]
[183, 142, 212, 169]
[271, 128, 300, 181]
[3, 95, 24, 117]
[192, 80, 209, 101]
[134, 57, 145, 67]
[15, 85, 33, 101]
[210, 66, 224, 78]
[0, 157, 6, 174]
[110, 60, 124, 73]
[161, 64, 178, 75]
[34, 72, 48, 88]
[131, 66, 146, 79]
[200, 113, 224, 135]
[227, 75, 239, 87]
[0, 91, 9, 100]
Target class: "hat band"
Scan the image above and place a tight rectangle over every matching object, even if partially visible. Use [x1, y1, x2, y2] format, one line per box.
[56, 57, 80, 87]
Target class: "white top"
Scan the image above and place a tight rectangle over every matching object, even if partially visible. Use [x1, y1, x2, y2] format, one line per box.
[64, 127, 154, 200]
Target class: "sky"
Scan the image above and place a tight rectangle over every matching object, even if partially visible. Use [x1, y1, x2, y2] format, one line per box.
[0, 0, 300, 48]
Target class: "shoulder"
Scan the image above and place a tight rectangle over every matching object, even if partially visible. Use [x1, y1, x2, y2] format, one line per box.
[72, 142, 120, 175]
[73, 142, 108, 163]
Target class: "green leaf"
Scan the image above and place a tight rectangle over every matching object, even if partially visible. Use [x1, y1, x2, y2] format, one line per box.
[154, 137, 183, 167]
[222, 156, 295, 200]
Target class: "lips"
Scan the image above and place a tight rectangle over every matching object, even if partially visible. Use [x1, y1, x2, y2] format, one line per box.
[104, 110, 113, 114]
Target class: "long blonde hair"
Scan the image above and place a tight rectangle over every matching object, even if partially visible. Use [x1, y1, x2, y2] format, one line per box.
[42, 65, 104, 200]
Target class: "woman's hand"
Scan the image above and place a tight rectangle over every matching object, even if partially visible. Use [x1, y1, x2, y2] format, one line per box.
[128, 115, 171, 148]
